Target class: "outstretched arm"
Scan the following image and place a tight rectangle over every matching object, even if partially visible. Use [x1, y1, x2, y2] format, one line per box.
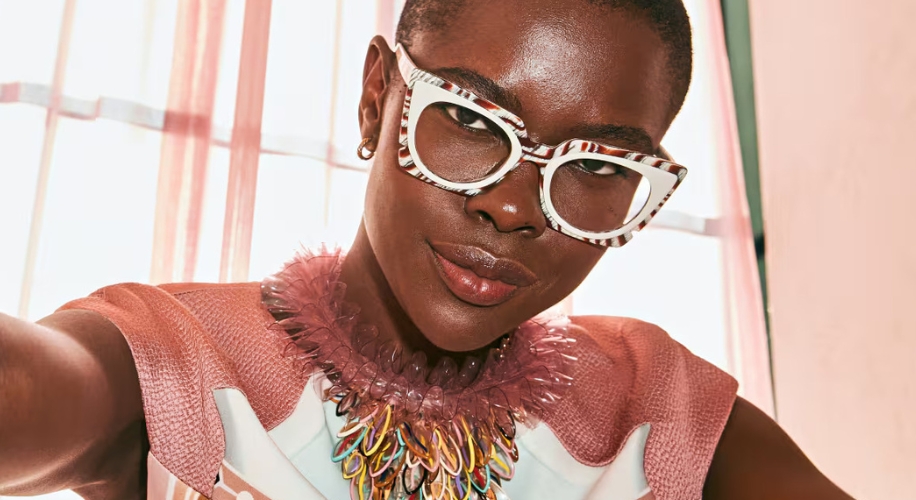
[704, 397, 855, 500]
[0, 309, 146, 498]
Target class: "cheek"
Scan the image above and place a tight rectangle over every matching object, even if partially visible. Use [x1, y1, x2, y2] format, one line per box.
[364, 163, 416, 260]
[539, 236, 606, 298]
[363, 92, 434, 240]
[364, 155, 443, 242]
[362, 141, 461, 301]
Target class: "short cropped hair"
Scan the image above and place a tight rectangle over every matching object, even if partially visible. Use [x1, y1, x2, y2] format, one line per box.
[395, 0, 693, 120]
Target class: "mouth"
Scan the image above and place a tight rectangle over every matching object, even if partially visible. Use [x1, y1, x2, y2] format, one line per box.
[428, 240, 538, 307]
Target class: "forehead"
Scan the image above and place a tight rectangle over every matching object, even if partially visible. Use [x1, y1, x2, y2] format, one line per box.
[405, 0, 672, 149]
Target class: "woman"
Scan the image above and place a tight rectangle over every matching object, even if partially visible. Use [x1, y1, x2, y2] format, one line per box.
[0, 1, 853, 499]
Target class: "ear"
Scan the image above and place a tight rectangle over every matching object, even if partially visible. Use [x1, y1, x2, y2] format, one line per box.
[358, 35, 398, 149]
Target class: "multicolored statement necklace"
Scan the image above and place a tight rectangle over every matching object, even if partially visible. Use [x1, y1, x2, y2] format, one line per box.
[261, 249, 576, 500]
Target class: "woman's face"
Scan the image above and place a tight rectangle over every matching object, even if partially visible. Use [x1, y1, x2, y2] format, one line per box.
[359, 0, 674, 351]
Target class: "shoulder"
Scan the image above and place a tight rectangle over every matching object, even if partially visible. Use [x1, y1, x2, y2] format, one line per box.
[58, 281, 305, 495]
[567, 314, 731, 387]
[549, 315, 739, 500]
[159, 281, 263, 310]
[569, 314, 674, 353]
[569, 317, 851, 499]
[157, 281, 261, 297]
[157, 281, 270, 325]
[63, 281, 269, 332]
[568, 313, 739, 435]
[61, 281, 292, 380]
[60, 281, 262, 316]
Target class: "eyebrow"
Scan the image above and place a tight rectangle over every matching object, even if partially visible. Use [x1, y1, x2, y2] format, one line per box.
[430, 66, 655, 154]
[572, 123, 656, 154]
[431, 66, 524, 114]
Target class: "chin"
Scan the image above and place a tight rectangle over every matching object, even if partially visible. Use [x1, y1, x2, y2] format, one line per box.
[423, 327, 498, 353]
[407, 294, 521, 353]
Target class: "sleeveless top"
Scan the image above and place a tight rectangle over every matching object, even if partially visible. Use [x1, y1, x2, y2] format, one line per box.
[60, 281, 737, 500]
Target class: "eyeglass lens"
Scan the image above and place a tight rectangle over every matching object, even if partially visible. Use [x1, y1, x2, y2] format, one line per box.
[413, 100, 652, 234]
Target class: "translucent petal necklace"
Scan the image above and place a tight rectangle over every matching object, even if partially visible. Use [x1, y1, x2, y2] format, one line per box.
[262, 249, 576, 500]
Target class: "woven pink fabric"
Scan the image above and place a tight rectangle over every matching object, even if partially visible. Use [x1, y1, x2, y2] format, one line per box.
[60, 282, 307, 496]
[61, 283, 736, 499]
[548, 317, 738, 500]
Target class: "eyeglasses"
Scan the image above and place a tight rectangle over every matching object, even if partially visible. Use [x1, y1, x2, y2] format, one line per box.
[394, 44, 688, 247]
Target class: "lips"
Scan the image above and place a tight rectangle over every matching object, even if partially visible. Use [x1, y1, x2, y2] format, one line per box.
[429, 241, 537, 307]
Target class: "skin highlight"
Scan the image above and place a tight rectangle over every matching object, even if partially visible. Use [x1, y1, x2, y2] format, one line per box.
[344, 0, 669, 355]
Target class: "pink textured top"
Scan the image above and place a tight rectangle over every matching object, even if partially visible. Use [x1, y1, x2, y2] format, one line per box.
[60, 281, 737, 500]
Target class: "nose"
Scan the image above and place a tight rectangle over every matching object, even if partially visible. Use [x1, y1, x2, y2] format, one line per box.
[463, 162, 547, 238]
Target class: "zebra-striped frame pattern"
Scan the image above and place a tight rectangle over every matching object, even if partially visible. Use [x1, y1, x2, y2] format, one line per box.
[394, 44, 688, 248]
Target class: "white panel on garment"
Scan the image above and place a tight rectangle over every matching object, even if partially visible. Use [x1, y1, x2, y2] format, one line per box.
[212, 388, 327, 500]
[268, 378, 352, 499]
[506, 423, 651, 500]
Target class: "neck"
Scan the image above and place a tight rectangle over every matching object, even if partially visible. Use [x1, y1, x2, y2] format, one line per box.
[339, 223, 496, 369]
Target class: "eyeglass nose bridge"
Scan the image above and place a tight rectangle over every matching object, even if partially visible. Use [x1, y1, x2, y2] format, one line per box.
[463, 134, 570, 197]
[469, 160, 524, 193]
[476, 150, 551, 194]
[463, 155, 553, 226]
[462, 157, 551, 235]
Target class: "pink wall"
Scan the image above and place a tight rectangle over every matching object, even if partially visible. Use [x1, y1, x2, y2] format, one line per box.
[749, 0, 916, 497]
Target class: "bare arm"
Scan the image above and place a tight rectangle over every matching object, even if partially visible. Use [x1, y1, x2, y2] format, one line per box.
[704, 397, 855, 500]
[0, 309, 146, 498]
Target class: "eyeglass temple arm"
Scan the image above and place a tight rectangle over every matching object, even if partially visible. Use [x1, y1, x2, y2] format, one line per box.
[394, 44, 415, 83]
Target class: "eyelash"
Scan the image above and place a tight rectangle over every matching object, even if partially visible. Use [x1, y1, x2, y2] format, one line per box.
[441, 105, 492, 133]
[570, 159, 626, 177]
[439, 104, 640, 163]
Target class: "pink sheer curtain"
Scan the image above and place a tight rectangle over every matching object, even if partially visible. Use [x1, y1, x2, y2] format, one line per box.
[151, 0, 401, 290]
[0, 0, 395, 320]
[703, 0, 774, 414]
[0, 3, 771, 497]
[151, 0, 226, 284]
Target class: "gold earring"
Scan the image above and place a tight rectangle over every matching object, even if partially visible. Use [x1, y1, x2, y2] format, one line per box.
[357, 137, 375, 160]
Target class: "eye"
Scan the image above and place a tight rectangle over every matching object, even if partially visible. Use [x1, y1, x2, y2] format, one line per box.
[572, 158, 624, 176]
[444, 104, 490, 131]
